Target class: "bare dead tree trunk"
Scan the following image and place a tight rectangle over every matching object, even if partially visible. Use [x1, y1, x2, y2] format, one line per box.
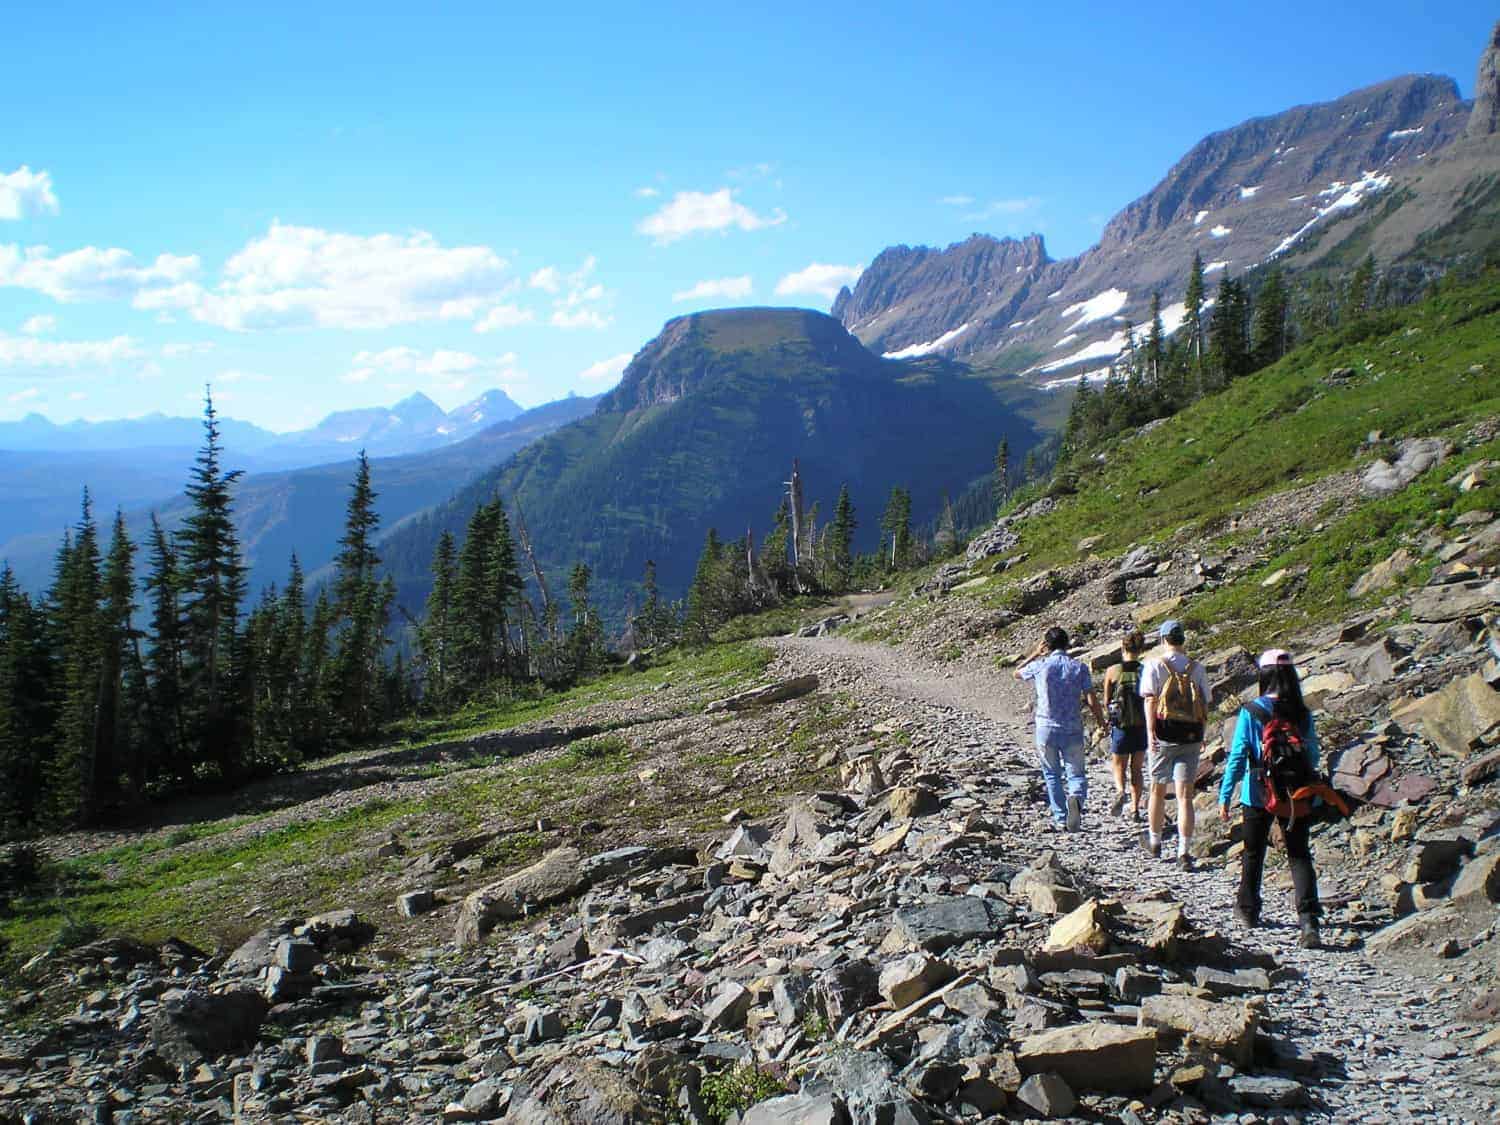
[512, 499, 557, 642]
[785, 460, 806, 594]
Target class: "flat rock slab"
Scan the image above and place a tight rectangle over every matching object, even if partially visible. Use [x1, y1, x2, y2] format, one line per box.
[741, 1094, 847, 1125]
[1393, 673, 1500, 758]
[1017, 1023, 1157, 1093]
[1409, 580, 1499, 623]
[455, 846, 585, 948]
[150, 989, 268, 1068]
[705, 675, 820, 713]
[1139, 994, 1257, 1066]
[882, 897, 1008, 953]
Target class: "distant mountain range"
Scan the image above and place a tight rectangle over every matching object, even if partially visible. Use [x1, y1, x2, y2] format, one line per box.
[0, 394, 596, 594]
[381, 308, 1053, 625]
[0, 387, 523, 461]
[834, 35, 1500, 382]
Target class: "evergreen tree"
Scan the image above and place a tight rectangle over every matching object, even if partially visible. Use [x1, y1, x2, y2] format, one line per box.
[454, 502, 499, 687]
[1146, 291, 1165, 389]
[1207, 274, 1251, 388]
[879, 487, 913, 570]
[0, 566, 50, 834]
[934, 494, 958, 556]
[142, 515, 186, 787]
[827, 484, 857, 590]
[761, 498, 793, 594]
[179, 390, 246, 781]
[1183, 252, 1206, 374]
[418, 531, 459, 706]
[46, 493, 103, 824]
[1251, 268, 1290, 369]
[993, 439, 1010, 515]
[683, 529, 725, 645]
[565, 563, 605, 679]
[330, 451, 391, 739]
[485, 504, 524, 677]
[1346, 254, 1377, 318]
[93, 511, 136, 810]
[1022, 449, 1038, 482]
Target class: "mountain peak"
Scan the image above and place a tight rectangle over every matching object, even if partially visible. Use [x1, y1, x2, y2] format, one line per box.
[391, 392, 445, 423]
[1467, 20, 1500, 138]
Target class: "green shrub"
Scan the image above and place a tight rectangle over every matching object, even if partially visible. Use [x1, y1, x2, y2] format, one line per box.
[698, 1065, 788, 1122]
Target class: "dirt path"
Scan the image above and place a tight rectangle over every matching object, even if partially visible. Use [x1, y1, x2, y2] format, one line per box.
[773, 633, 1499, 1123]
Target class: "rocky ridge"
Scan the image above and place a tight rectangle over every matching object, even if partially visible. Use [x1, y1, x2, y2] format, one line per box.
[832, 32, 1500, 380]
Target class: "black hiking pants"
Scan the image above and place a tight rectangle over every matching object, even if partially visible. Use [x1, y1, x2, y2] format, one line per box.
[1237, 806, 1320, 921]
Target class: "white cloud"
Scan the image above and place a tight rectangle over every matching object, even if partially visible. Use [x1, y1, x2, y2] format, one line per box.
[939, 194, 975, 207]
[774, 263, 864, 301]
[551, 308, 611, 330]
[637, 188, 786, 244]
[474, 304, 536, 333]
[529, 266, 562, 293]
[342, 346, 520, 391]
[578, 353, 633, 382]
[0, 244, 201, 304]
[68, 391, 86, 401]
[0, 167, 60, 221]
[162, 340, 215, 357]
[633, 186, 661, 198]
[963, 197, 1042, 221]
[20, 314, 56, 335]
[672, 276, 753, 303]
[6, 387, 40, 404]
[216, 369, 271, 384]
[0, 332, 142, 370]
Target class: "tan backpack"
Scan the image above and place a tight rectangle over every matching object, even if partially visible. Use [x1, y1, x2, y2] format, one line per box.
[1152, 658, 1206, 743]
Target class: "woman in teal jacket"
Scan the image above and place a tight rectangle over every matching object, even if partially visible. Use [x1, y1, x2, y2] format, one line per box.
[1218, 649, 1323, 948]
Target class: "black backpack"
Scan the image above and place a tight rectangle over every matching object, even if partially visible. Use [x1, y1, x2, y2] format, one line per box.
[1112, 661, 1147, 730]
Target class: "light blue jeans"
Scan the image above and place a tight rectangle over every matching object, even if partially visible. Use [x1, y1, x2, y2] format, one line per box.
[1036, 726, 1088, 824]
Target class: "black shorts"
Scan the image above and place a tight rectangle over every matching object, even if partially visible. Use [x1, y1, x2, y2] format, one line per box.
[1110, 726, 1147, 756]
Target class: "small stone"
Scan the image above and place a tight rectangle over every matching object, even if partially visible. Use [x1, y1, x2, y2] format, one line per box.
[703, 981, 753, 1031]
[396, 890, 437, 917]
[273, 938, 319, 973]
[878, 953, 956, 1008]
[1016, 1072, 1076, 1117]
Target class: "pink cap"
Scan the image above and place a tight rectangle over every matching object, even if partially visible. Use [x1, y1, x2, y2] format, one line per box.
[1258, 648, 1294, 669]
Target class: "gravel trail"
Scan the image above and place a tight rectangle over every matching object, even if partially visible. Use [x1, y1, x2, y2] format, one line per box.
[774, 633, 1500, 1123]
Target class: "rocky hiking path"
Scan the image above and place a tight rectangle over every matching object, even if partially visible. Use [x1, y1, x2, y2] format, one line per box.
[773, 632, 1500, 1122]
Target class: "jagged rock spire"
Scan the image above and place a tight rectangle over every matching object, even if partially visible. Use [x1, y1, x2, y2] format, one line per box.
[1467, 20, 1500, 138]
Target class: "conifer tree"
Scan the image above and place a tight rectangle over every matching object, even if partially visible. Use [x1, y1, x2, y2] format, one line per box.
[993, 439, 1010, 515]
[1251, 268, 1290, 369]
[454, 502, 499, 686]
[880, 488, 913, 570]
[179, 390, 246, 780]
[761, 498, 793, 594]
[419, 531, 459, 706]
[1183, 252, 1206, 373]
[0, 566, 50, 834]
[485, 504, 524, 677]
[142, 515, 186, 786]
[46, 493, 103, 824]
[331, 452, 390, 739]
[93, 511, 136, 809]
[683, 529, 725, 645]
[565, 563, 604, 679]
[1346, 254, 1377, 318]
[828, 485, 857, 590]
[1146, 291, 1165, 389]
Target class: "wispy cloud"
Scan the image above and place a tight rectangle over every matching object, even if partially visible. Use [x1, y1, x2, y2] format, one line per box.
[633, 186, 661, 199]
[938, 194, 975, 207]
[0, 244, 200, 304]
[963, 197, 1042, 221]
[20, 314, 56, 336]
[0, 167, 59, 221]
[474, 304, 535, 333]
[0, 332, 142, 370]
[774, 263, 864, 301]
[672, 276, 753, 303]
[342, 346, 521, 392]
[577, 353, 632, 382]
[6, 387, 40, 404]
[530, 256, 613, 329]
[637, 188, 786, 245]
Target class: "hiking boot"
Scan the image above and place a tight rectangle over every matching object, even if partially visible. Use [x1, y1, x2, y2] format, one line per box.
[1066, 796, 1083, 832]
[1298, 919, 1321, 949]
[1179, 853, 1196, 872]
[1141, 831, 1160, 859]
[1110, 791, 1127, 818]
[1233, 905, 1259, 929]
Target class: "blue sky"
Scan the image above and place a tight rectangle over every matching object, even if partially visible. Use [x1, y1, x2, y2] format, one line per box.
[1, 1, 1491, 430]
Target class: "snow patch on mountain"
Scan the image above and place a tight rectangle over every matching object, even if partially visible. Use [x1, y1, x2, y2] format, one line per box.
[1062, 288, 1129, 329]
[882, 322, 971, 359]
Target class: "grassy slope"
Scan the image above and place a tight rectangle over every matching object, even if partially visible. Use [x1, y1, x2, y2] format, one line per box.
[940, 274, 1500, 649]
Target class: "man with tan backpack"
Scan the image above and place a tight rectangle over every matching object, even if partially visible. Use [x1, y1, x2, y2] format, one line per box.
[1139, 619, 1212, 870]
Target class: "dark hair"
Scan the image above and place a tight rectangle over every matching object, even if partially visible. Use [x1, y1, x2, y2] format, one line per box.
[1164, 625, 1186, 645]
[1259, 664, 1309, 727]
[1121, 629, 1145, 655]
[1044, 626, 1070, 651]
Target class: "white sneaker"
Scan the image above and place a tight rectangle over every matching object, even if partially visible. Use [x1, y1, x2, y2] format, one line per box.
[1066, 796, 1083, 832]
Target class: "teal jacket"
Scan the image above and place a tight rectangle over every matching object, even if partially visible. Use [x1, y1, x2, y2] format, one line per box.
[1218, 694, 1320, 809]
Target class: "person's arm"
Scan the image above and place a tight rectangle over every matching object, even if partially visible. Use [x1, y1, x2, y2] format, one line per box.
[1101, 665, 1118, 710]
[1084, 687, 1107, 731]
[1304, 712, 1321, 770]
[1219, 707, 1253, 818]
[1012, 638, 1049, 681]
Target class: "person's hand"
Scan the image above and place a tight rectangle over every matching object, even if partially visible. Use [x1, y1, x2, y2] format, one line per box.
[1219, 803, 1231, 823]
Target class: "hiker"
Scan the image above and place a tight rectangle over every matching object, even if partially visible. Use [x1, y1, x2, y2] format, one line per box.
[1219, 649, 1329, 949]
[1139, 618, 1212, 869]
[1015, 626, 1108, 831]
[1101, 629, 1148, 820]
